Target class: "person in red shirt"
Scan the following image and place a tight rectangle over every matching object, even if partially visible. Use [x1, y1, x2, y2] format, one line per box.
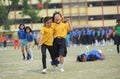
[12, 32, 20, 50]
[0, 35, 7, 49]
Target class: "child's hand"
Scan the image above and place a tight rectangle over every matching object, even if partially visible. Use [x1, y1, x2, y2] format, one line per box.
[38, 44, 41, 50]
[64, 18, 71, 23]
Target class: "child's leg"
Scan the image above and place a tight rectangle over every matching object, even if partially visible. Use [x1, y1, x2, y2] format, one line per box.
[47, 46, 55, 62]
[59, 55, 64, 64]
[14, 43, 16, 50]
[17, 42, 20, 49]
[21, 46, 25, 60]
[59, 47, 65, 72]
[27, 47, 33, 60]
[117, 44, 119, 54]
[41, 45, 47, 69]
[59, 55, 64, 72]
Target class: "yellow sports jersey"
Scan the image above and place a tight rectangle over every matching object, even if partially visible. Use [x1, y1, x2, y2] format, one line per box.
[40, 25, 54, 46]
[53, 22, 70, 38]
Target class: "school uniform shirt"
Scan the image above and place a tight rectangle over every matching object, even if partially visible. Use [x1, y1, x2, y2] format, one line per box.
[52, 22, 70, 39]
[97, 30, 101, 36]
[18, 29, 26, 39]
[26, 33, 34, 42]
[40, 25, 54, 46]
[101, 29, 106, 36]
[86, 29, 92, 36]
[71, 31, 77, 37]
[92, 30, 95, 36]
[77, 30, 82, 36]
[82, 30, 86, 35]
[115, 24, 120, 35]
[86, 50, 103, 61]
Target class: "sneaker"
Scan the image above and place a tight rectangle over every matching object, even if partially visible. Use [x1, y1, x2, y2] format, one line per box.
[30, 57, 33, 60]
[51, 60, 59, 67]
[60, 64, 64, 72]
[42, 69, 47, 74]
[60, 68, 64, 72]
[27, 54, 31, 60]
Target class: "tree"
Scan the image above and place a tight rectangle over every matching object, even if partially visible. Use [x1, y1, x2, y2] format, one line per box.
[0, 0, 51, 30]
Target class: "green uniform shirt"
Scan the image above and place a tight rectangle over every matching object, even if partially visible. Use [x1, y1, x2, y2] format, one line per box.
[97, 31, 100, 36]
[115, 24, 120, 35]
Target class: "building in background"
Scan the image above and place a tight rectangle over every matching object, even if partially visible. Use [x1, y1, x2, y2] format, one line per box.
[0, 0, 120, 31]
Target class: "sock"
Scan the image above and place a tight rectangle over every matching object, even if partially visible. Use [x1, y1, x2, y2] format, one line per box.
[60, 64, 63, 68]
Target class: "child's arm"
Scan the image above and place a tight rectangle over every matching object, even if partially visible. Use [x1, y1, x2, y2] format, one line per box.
[65, 18, 73, 31]
[38, 33, 44, 49]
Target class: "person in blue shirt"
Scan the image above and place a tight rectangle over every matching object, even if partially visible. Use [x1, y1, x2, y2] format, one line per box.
[100, 28, 106, 46]
[86, 50, 105, 61]
[81, 28, 87, 45]
[25, 26, 34, 60]
[77, 29, 82, 45]
[33, 32, 39, 46]
[91, 29, 96, 45]
[76, 49, 105, 62]
[70, 30, 77, 46]
[66, 33, 70, 47]
[18, 24, 28, 60]
[86, 28, 92, 44]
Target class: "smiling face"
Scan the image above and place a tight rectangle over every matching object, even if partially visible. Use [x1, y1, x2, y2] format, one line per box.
[26, 28, 30, 33]
[54, 14, 62, 24]
[19, 24, 24, 29]
[45, 19, 52, 27]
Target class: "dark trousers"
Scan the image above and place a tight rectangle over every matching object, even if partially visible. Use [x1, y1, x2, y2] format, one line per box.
[41, 44, 55, 69]
[3, 41, 7, 47]
[53, 37, 67, 57]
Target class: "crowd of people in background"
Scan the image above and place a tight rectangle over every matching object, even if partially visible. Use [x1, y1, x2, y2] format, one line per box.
[0, 31, 39, 50]
[0, 27, 116, 50]
[0, 27, 115, 49]
[66, 27, 114, 47]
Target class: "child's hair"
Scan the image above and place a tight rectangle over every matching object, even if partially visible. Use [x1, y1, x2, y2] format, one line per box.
[77, 54, 86, 62]
[25, 26, 33, 33]
[18, 23, 25, 29]
[43, 16, 52, 25]
[52, 11, 62, 22]
[116, 18, 120, 23]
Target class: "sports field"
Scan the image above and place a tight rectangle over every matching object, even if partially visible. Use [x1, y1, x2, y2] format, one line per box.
[0, 45, 120, 79]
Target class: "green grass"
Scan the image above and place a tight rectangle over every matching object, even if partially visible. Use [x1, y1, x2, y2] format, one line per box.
[0, 45, 120, 79]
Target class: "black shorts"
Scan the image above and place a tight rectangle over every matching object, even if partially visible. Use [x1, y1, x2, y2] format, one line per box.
[53, 37, 67, 57]
[114, 34, 120, 45]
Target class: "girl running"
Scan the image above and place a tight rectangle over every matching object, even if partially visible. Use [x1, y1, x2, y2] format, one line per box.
[38, 16, 56, 74]
[18, 24, 28, 60]
[25, 26, 34, 60]
[52, 12, 72, 72]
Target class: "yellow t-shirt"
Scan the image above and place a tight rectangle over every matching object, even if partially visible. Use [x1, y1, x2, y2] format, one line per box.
[53, 22, 70, 38]
[40, 26, 54, 46]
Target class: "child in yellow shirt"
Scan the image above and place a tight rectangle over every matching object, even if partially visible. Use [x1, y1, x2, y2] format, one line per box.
[38, 16, 55, 74]
[52, 12, 72, 72]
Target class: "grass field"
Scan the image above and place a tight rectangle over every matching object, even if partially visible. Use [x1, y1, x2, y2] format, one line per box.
[0, 45, 120, 79]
